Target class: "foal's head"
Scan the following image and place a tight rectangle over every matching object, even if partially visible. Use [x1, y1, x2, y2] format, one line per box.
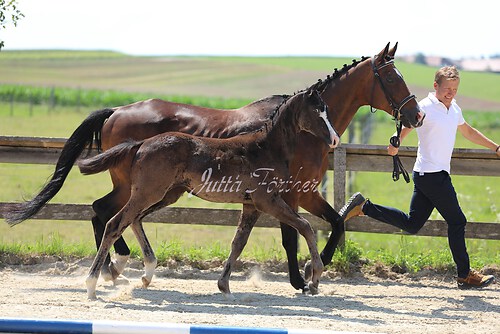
[295, 90, 340, 149]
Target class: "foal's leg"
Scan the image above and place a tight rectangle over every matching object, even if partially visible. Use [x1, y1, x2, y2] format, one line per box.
[218, 205, 261, 297]
[257, 195, 323, 295]
[92, 188, 131, 282]
[129, 187, 186, 289]
[129, 221, 157, 288]
[86, 209, 132, 300]
[87, 193, 161, 300]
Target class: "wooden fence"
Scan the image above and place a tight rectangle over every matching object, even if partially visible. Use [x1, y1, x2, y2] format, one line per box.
[0, 136, 499, 240]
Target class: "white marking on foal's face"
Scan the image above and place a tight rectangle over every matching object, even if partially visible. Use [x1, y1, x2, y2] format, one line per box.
[319, 106, 340, 148]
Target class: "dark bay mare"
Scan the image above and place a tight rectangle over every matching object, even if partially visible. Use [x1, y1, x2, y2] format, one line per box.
[4, 43, 424, 293]
[78, 89, 339, 299]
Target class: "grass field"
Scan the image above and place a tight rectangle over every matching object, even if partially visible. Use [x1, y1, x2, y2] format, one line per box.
[1, 50, 500, 106]
[0, 51, 499, 270]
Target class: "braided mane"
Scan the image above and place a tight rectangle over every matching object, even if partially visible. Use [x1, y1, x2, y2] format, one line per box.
[265, 56, 371, 130]
[307, 56, 370, 94]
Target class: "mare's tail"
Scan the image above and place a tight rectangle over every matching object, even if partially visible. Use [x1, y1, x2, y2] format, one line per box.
[3, 108, 115, 226]
[78, 140, 142, 175]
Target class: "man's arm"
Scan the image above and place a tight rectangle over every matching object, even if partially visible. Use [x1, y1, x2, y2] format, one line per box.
[458, 122, 500, 157]
[388, 127, 413, 156]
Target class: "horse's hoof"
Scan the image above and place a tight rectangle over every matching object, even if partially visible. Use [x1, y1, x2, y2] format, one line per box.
[113, 274, 130, 286]
[101, 271, 113, 282]
[141, 276, 151, 289]
[217, 279, 230, 295]
[222, 292, 235, 301]
[100, 265, 115, 282]
[112, 254, 129, 275]
[86, 277, 98, 300]
[303, 260, 313, 281]
[301, 284, 310, 295]
[308, 281, 319, 295]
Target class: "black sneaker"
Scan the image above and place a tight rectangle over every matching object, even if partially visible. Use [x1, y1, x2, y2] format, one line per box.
[457, 270, 495, 289]
[339, 192, 366, 221]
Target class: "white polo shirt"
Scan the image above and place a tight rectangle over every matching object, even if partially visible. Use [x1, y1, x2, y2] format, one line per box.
[413, 92, 465, 174]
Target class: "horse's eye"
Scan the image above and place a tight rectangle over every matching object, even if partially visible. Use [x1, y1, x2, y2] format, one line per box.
[386, 73, 395, 84]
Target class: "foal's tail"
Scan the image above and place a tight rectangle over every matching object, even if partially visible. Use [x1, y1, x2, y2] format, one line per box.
[4, 108, 115, 226]
[78, 140, 143, 175]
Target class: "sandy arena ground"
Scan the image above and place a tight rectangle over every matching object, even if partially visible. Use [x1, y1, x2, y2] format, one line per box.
[0, 258, 498, 334]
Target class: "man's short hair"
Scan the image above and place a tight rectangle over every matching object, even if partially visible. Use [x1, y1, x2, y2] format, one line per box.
[435, 66, 460, 85]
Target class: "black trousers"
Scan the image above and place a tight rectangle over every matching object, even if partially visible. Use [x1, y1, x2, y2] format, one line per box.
[363, 171, 470, 278]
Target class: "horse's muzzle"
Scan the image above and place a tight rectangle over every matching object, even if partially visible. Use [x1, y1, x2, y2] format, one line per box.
[415, 111, 426, 128]
[329, 132, 340, 149]
[403, 110, 426, 129]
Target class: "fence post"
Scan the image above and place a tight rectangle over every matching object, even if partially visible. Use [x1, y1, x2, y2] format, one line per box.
[333, 146, 347, 248]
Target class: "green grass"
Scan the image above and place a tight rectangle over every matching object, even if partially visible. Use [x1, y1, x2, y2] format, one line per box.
[0, 50, 127, 60]
[2, 50, 500, 105]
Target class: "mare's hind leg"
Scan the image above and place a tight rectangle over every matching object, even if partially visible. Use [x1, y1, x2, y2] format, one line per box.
[92, 189, 131, 282]
[129, 186, 186, 289]
[218, 205, 261, 297]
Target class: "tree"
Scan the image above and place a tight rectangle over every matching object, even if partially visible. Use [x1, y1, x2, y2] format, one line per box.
[0, 0, 24, 50]
[414, 52, 427, 65]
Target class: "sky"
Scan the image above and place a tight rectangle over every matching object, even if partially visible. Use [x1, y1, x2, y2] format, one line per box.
[2, 0, 499, 59]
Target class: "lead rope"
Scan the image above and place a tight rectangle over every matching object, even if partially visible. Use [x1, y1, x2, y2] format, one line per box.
[390, 121, 410, 183]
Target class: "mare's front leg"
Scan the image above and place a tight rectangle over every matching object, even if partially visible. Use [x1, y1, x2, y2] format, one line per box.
[257, 194, 323, 295]
[218, 205, 261, 297]
[299, 191, 344, 281]
[280, 222, 307, 291]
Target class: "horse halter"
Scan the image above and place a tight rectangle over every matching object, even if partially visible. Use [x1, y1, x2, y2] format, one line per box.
[370, 56, 416, 122]
[370, 56, 414, 183]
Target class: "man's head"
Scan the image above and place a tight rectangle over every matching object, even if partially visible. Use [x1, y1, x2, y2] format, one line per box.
[433, 66, 460, 108]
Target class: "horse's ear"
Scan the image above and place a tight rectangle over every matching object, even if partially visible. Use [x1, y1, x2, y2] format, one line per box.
[388, 42, 398, 57]
[309, 89, 321, 101]
[376, 42, 391, 62]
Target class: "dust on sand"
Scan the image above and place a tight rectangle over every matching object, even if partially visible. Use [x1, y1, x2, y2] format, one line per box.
[0, 258, 498, 334]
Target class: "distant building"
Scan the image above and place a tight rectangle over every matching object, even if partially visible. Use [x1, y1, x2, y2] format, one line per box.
[400, 55, 500, 73]
[460, 58, 500, 73]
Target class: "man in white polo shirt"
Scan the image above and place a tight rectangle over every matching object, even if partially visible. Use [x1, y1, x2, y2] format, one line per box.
[340, 66, 499, 289]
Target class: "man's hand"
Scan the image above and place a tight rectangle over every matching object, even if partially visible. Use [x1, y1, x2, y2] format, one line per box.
[388, 144, 399, 156]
